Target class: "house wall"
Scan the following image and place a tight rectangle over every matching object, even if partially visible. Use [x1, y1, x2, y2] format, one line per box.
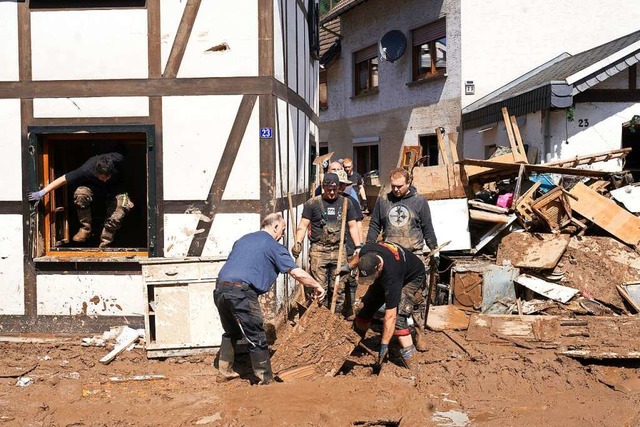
[320, 0, 461, 180]
[0, 0, 318, 333]
[460, 0, 640, 107]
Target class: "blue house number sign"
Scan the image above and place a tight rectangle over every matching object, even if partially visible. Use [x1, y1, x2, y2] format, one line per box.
[260, 127, 273, 138]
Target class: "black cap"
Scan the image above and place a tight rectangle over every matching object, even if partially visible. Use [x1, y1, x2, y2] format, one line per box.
[358, 253, 380, 283]
[322, 173, 340, 188]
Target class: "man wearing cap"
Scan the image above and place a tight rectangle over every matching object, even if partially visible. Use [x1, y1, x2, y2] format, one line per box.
[214, 213, 325, 385]
[294, 172, 362, 314]
[353, 241, 426, 370]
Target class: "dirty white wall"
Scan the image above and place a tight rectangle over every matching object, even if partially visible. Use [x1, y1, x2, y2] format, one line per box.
[0, 2, 18, 81]
[163, 1, 259, 78]
[33, 97, 149, 118]
[36, 275, 145, 316]
[0, 216, 24, 315]
[460, 0, 640, 106]
[31, 9, 148, 80]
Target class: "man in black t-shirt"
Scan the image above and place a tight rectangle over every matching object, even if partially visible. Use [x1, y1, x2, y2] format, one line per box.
[354, 241, 426, 370]
[293, 173, 362, 314]
[342, 157, 368, 212]
[27, 151, 134, 248]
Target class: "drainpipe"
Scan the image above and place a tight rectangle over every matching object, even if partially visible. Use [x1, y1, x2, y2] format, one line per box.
[543, 109, 551, 163]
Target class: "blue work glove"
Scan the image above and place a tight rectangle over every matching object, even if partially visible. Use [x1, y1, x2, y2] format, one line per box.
[27, 189, 46, 202]
[378, 343, 389, 366]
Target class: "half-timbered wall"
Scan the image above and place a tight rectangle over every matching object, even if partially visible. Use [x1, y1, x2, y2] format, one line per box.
[0, 0, 318, 333]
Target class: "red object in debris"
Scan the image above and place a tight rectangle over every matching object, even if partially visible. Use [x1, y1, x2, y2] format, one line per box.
[497, 193, 514, 208]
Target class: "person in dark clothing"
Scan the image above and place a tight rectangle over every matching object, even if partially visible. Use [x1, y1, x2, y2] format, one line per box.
[342, 157, 368, 212]
[214, 213, 325, 385]
[27, 150, 133, 248]
[353, 241, 426, 371]
[293, 173, 362, 314]
[366, 167, 438, 257]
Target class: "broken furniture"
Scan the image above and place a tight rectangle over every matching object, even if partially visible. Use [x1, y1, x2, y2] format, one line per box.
[140, 257, 226, 358]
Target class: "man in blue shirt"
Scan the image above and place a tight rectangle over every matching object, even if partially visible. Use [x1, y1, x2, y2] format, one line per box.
[214, 213, 325, 385]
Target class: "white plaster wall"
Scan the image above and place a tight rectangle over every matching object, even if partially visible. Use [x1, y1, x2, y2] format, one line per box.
[177, 0, 258, 78]
[33, 97, 149, 118]
[549, 103, 640, 170]
[162, 95, 245, 200]
[274, 0, 286, 83]
[163, 213, 201, 258]
[0, 215, 24, 315]
[460, 0, 640, 106]
[0, 2, 19, 82]
[37, 275, 145, 316]
[31, 10, 148, 80]
[201, 213, 260, 257]
[286, 0, 298, 91]
[0, 99, 22, 201]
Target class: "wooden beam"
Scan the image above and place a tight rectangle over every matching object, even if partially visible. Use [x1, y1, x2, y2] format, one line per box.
[457, 159, 610, 178]
[163, 0, 202, 78]
[509, 115, 528, 163]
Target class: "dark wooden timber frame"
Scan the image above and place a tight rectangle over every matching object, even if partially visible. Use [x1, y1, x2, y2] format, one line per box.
[4, 0, 317, 333]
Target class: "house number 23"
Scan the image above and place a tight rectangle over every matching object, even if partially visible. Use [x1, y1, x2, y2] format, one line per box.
[578, 119, 590, 127]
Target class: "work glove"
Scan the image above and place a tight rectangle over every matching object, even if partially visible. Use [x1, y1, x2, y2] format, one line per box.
[292, 241, 302, 259]
[27, 190, 46, 202]
[377, 343, 389, 366]
[337, 263, 357, 279]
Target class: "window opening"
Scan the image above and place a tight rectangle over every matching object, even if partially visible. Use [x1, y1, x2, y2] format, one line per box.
[412, 18, 446, 81]
[353, 144, 379, 176]
[30, 129, 152, 258]
[419, 135, 439, 166]
[354, 44, 379, 96]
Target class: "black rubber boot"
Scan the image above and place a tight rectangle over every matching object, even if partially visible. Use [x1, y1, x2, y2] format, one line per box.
[249, 348, 274, 385]
[216, 337, 239, 381]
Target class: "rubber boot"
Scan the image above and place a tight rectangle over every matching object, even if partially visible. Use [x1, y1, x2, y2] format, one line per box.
[73, 208, 92, 242]
[249, 348, 274, 385]
[99, 228, 115, 248]
[215, 337, 239, 381]
[413, 325, 429, 352]
[400, 345, 417, 372]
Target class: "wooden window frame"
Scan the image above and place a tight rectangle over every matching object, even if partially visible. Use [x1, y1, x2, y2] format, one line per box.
[27, 125, 157, 260]
[412, 18, 447, 82]
[353, 44, 379, 96]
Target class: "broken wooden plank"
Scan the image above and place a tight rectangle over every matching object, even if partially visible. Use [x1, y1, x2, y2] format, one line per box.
[468, 200, 509, 214]
[509, 114, 528, 163]
[466, 314, 561, 343]
[274, 365, 316, 382]
[442, 330, 483, 361]
[561, 350, 640, 360]
[426, 305, 470, 331]
[514, 273, 579, 303]
[497, 232, 569, 269]
[502, 107, 527, 163]
[457, 159, 610, 178]
[568, 182, 640, 246]
[412, 164, 467, 200]
[544, 148, 631, 168]
[469, 209, 511, 223]
[108, 374, 167, 383]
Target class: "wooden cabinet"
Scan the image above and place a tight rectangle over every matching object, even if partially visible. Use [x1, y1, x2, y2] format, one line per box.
[140, 257, 226, 358]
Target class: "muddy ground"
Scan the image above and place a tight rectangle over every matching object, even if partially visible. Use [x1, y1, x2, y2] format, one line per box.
[2, 323, 640, 427]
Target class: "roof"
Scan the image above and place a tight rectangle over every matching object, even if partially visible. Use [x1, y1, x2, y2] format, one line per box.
[462, 29, 640, 129]
[319, 0, 369, 25]
[320, 18, 341, 58]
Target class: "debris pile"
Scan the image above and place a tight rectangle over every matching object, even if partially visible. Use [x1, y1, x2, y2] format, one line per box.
[410, 107, 640, 360]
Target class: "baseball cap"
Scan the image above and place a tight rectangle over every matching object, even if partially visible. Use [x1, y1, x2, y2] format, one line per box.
[336, 170, 352, 185]
[357, 253, 380, 285]
[322, 173, 340, 188]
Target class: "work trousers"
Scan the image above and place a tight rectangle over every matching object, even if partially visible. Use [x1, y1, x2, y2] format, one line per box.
[213, 282, 268, 352]
[309, 243, 348, 313]
[357, 273, 426, 330]
[73, 186, 133, 235]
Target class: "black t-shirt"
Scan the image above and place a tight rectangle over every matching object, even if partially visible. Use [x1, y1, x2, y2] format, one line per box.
[360, 241, 425, 309]
[348, 171, 363, 186]
[342, 193, 363, 255]
[65, 152, 125, 193]
[301, 195, 359, 244]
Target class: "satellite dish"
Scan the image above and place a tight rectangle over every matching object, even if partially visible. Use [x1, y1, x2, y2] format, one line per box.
[379, 30, 407, 63]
